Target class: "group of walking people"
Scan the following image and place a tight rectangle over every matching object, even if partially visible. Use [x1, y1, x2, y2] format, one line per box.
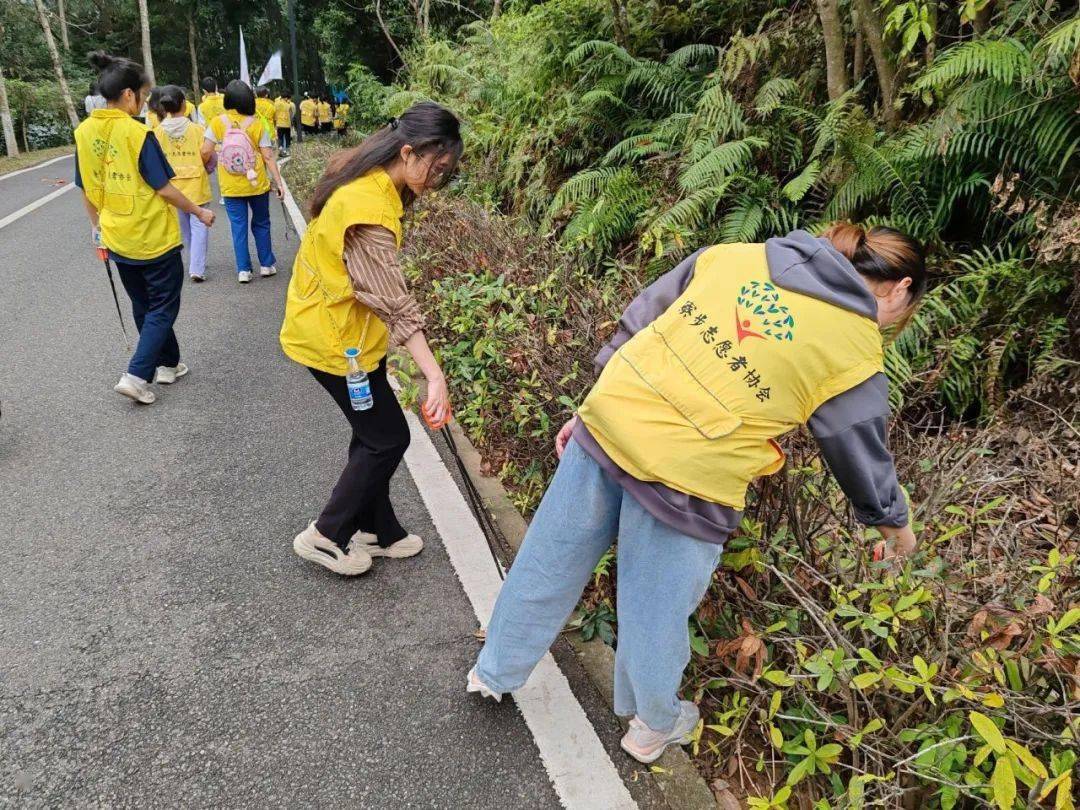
[299, 93, 350, 137]
[77, 47, 925, 766]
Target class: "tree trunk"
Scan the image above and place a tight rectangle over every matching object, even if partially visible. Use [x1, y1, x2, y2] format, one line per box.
[137, 0, 155, 86]
[609, 0, 630, 49]
[0, 63, 19, 157]
[375, 0, 409, 70]
[32, 0, 79, 130]
[852, 0, 899, 127]
[972, 1, 993, 35]
[816, 0, 849, 100]
[491, 0, 502, 20]
[188, 8, 199, 102]
[852, 5, 865, 85]
[421, 0, 430, 38]
[57, 0, 70, 50]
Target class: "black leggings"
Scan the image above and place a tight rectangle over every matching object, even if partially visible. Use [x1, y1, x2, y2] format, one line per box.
[310, 362, 410, 550]
[277, 127, 291, 150]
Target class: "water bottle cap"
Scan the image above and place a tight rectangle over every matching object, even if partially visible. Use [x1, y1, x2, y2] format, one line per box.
[344, 348, 359, 358]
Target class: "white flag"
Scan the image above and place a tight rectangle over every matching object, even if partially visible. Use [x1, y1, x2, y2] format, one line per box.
[257, 50, 283, 87]
[239, 27, 250, 85]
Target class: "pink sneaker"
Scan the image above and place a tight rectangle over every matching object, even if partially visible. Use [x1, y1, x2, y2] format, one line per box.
[620, 700, 699, 763]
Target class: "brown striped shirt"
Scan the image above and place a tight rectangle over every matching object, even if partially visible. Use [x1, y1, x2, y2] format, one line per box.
[342, 224, 425, 346]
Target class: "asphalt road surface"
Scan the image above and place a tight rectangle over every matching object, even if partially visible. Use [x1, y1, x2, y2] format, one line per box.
[0, 155, 665, 809]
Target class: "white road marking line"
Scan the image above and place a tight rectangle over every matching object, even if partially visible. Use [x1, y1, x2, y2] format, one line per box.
[0, 183, 76, 231]
[0, 152, 73, 181]
[402, 412, 637, 810]
[277, 171, 637, 810]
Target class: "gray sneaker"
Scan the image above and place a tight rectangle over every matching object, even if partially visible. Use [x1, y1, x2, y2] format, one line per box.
[293, 522, 372, 576]
[620, 700, 699, 763]
[114, 373, 155, 404]
[154, 363, 189, 385]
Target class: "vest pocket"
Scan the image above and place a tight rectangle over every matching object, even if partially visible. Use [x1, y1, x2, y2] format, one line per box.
[103, 192, 134, 216]
[620, 328, 742, 440]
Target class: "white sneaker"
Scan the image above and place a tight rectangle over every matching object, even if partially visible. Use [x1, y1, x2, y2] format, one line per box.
[113, 373, 155, 404]
[350, 530, 424, 559]
[154, 363, 189, 385]
[466, 667, 503, 702]
[238, 271, 253, 284]
[620, 700, 700, 764]
[259, 265, 277, 277]
[292, 522, 371, 576]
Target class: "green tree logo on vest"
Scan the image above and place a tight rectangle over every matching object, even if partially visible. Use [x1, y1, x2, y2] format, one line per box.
[735, 281, 795, 343]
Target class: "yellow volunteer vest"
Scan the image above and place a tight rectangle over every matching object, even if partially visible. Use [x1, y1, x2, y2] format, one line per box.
[208, 112, 270, 197]
[198, 92, 224, 124]
[318, 101, 331, 123]
[255, 97, 275, 138]
[153, 121, 211, 206]
[279, 169, 404, 375]
[334, 104, 349, 129]
[300, 98, 316, 126]
[274, 98, 294, 128]
[74, 109, 181, 261]
[145, 109, 160, 129]
[185, 100, 196, 120]
[578, 243, 884, 510]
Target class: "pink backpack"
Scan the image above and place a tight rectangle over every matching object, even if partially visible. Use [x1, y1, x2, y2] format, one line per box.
[218, 114, 258, 186]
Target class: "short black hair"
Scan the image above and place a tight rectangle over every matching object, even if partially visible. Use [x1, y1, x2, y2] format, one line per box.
[201, 77, 217, 93]
[223, 79, 256, 116]
[88, 51, 149, 101]
[256, 85, 270, 98]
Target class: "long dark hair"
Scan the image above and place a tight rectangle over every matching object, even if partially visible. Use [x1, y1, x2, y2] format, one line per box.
[88, 51, 148, 101]
[309, 101, 463, 217]
[223, 79, 256, 116]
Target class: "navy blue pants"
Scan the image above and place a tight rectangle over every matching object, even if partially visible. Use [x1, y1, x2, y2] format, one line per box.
[115, 249, 184, 382]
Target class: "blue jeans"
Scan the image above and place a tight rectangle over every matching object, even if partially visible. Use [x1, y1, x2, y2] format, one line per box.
[475, 440, 723, 732]
[223, 192, 276, 274]
[115, 249, 184, 382]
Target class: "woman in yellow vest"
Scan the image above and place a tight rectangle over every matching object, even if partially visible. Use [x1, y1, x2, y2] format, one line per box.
[200, 80, 284, 284]
[318, 97, 332, 133]
[299, 94, 317, 134]
[254, 85, 276, 145]
[74, 52, 215, 405]
[333, 99, 350, 136]
[469, 224, 927, 763]
[280, 102, 462, 576]
[149, 85, 213, 282]
[273, 92, 295, 154]
[197, 77, 224, 125]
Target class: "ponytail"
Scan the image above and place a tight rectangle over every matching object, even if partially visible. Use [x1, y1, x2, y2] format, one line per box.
[88, 51, 148, 102]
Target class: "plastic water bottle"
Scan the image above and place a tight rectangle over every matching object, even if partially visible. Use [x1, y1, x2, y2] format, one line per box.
[344, 348, 373, 411]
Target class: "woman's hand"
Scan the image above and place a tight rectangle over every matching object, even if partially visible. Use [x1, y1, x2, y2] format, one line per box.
[422, 373, 451, 428]
[273, 183, 284, 200]
[556, 415, 578, 458]
[873, 523, 917, 562]
[196, 207, 216, 228]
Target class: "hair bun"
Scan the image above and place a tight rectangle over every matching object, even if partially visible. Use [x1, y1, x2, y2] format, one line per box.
[88, 50, 116, 70]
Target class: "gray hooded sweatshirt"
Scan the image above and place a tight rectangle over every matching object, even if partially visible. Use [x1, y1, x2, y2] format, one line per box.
[572, 230, 910, 544]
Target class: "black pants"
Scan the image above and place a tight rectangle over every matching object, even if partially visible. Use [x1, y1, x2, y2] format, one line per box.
[302, 123, 318, 135]
[310, 362, 410, 551]
[277, 127, 291, 150]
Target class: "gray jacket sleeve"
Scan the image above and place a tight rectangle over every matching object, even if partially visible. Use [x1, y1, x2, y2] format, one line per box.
[807, 373, 909, 527]
[595, 248, 707, 370]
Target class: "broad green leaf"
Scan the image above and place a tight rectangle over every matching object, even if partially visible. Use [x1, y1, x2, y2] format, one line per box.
[1005, 739, 1047, 779]
[969, 711, 1007, 754]
[852, 671, 883, 690]
[769, 724, 783, 749]
[991, 756, 1016, 810]
[1055, 607, 1080, 632]
[763, 669, 795, 687]
[769, 690, 782, 719]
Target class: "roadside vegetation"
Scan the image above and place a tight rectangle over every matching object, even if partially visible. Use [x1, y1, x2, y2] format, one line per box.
[282, 1, 1079, 806]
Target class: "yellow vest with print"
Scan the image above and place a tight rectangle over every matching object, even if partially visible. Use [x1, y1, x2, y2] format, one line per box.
[318, 101, 331, 123]
[198, 92, 224, 124]
[74, 109, 181, 261]
[208, 112, 270, 197]
[153, 121, 211, 206]
[279, 169, 404, 375]
[274, 97, 294, 128]
[185, 100, 196, 120]
[255, 97, 275, 137]
[577, 243, 884, 510]
[299, 98, 317, 126]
